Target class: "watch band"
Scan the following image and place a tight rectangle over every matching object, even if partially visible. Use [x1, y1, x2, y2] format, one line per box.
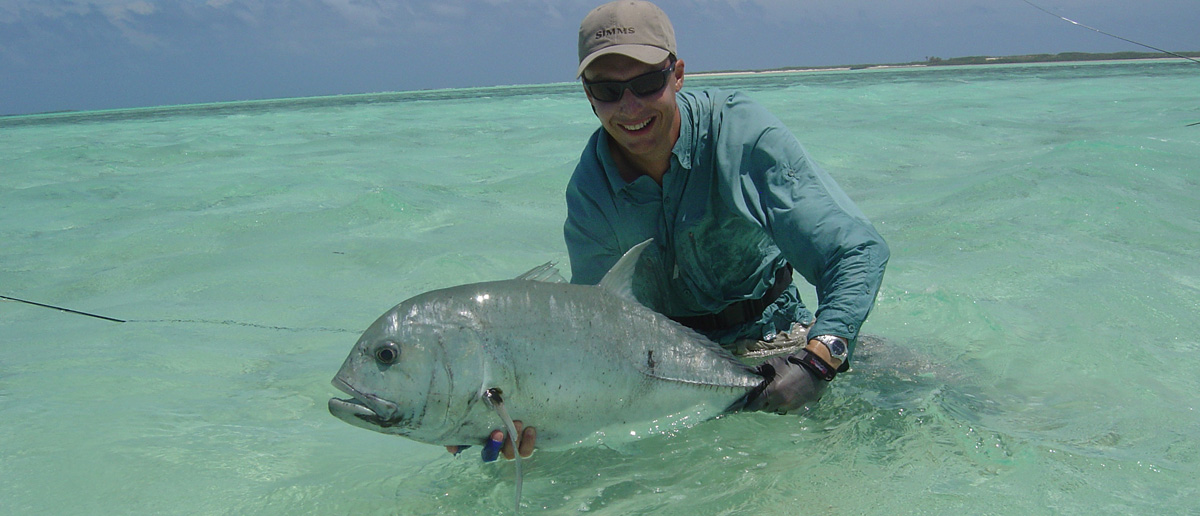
[792, 350, 837, 382]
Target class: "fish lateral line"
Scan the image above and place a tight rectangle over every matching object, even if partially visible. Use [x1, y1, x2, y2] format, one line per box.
[636, 369, 760, 390]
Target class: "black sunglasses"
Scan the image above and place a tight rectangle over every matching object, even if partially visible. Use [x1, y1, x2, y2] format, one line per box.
[583, 62, 676, 103]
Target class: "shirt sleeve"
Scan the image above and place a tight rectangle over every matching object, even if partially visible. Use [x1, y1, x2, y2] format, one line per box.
[564, 131, 622, 286]
[713, 92, 890, 346]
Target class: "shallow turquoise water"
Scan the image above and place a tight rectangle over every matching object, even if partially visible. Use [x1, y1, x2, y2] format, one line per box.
[2, 60, 1199, 515]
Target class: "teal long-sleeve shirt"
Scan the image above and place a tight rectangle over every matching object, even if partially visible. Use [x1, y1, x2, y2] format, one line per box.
[564, 89, 889, 359]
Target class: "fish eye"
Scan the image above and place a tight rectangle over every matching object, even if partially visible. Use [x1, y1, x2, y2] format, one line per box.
[373, 342, 400, 365]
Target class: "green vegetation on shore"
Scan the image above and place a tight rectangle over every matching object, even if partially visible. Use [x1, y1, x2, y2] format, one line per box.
[913, 51, 1200, 67]
[706, 50, 1200, 74]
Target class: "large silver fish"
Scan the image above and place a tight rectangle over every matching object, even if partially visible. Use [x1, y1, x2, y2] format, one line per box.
[328, 240, 764, 509]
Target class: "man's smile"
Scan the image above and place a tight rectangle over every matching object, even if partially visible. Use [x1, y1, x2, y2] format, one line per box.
[619, 116, 654, 132]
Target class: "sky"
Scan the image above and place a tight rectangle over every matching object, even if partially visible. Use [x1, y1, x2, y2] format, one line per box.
[1, 0, 1197, 116]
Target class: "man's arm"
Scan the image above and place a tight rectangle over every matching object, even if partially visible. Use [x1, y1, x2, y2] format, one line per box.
[564, 130, 627, 285]
[716, 92, 889, 413]
[715, 92, 889, 359]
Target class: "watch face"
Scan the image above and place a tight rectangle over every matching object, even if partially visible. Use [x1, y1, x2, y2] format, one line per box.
[822, 336, 847, 357]
[830, 340, 846, 355]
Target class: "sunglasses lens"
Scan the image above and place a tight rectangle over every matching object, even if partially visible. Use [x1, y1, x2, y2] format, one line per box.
[585, 64, 673, 103]
[588, 83, 623, 102]
[630, 72, 667, 96]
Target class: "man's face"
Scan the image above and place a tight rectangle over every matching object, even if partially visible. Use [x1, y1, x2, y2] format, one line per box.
[582, 54, 685, 166]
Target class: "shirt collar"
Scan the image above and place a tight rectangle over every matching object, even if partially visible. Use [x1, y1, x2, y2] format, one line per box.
[671, 91, 694, 170]
[595, 130, 636, 193]
[595, 92, 694, 193]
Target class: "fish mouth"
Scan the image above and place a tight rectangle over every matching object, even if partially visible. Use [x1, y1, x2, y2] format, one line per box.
[329, 377, 407, 429]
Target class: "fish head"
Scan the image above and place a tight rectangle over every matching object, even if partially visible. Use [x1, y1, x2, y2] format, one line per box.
[328, 296, 486, 442]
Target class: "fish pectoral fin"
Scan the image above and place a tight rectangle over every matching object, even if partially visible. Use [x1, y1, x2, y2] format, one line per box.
[483, 388, 524, 513]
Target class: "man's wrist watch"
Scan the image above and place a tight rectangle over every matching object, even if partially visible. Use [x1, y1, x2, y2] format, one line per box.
[813, 335, 849, 363]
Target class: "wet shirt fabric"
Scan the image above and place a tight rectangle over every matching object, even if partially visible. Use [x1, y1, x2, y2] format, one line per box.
[564, 89, 889, 358]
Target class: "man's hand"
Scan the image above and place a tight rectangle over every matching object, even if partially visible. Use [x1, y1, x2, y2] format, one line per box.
[499, 421, 536, 460]
[741, 355, 828, 414]
[444, 421, 537, 461]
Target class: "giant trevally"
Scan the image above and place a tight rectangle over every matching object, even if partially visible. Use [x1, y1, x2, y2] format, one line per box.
[328, 240, 766, 511]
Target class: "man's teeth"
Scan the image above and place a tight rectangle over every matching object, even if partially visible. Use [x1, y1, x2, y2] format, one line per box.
[621, 119, 650, 131]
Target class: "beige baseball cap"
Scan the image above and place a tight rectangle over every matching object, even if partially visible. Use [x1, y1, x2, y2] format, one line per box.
[577, 0, 677, 78]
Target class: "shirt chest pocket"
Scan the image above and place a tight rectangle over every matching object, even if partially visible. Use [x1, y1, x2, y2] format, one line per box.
[673, 213, 775, 309]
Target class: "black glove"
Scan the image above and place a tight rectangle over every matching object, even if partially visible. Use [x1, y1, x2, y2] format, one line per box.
[740, 352, 829, 414]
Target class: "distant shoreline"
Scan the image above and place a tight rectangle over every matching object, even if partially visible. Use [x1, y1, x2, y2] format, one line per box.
[5, 51, 1196, 118]
[690, 50, 1200, 78]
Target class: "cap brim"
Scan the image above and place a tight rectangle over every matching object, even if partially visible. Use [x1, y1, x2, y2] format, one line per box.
[577, 45, 671, 78]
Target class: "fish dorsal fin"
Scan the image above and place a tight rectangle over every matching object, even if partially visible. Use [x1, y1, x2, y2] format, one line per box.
[598, 239, 653, 303]
[514, 261, 567, 283]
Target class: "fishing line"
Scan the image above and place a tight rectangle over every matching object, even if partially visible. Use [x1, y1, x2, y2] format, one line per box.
[127, 319, 359, 334]
[1020, 0, 1200, 65]
[1, 294, 126, 323]
[2, 294, 358, 334]
[1020, 0, 1200, 127]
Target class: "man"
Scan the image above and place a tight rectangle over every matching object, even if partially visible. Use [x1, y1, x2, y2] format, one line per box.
[568, 0, 888, 408]
[465, 0, 889, 461]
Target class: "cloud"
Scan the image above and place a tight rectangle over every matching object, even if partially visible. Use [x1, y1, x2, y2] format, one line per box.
[1, 0, 155, 22]
[318, 0, 411, 30]
[0, 0, 165, 48]
[428, 2, 467, 18]
[100, 1, 161, 48]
